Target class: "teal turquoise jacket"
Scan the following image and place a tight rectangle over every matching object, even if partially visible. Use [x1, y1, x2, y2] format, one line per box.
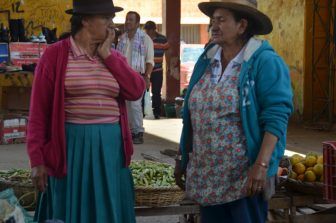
[179, 39, 293, 177]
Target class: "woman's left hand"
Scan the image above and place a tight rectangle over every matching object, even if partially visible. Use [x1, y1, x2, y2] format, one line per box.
[247, 163, 267, 196]
[97, 28, 115, 60]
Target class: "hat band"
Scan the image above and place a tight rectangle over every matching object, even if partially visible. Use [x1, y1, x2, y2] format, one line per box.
[209, 0, 257, 9]
[246, 0, 257, 7]
[73, 2, 116, 13]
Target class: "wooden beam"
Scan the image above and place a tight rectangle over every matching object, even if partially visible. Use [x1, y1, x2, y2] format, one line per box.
[135, 205, 200, 216]
[269, 196, 291, 209]
[162, 0, 181, 102]
[303, 0, 314, 121]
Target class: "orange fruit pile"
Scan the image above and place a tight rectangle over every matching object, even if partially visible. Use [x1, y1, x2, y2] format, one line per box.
[288, 152, 323, 183]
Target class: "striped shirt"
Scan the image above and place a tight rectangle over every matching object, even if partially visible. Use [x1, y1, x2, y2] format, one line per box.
[153, 33, 169, 72]
[64, 37, 120, 124]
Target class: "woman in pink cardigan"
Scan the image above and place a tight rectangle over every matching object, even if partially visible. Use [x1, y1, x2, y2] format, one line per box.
[27, 0, 145, 222]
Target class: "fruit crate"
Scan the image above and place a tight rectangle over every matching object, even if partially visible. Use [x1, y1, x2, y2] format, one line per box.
[323, 141, 336, 202]
[283, 178, 324, 196]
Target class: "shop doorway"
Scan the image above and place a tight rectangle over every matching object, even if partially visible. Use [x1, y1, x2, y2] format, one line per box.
[304, 0, 336, 128]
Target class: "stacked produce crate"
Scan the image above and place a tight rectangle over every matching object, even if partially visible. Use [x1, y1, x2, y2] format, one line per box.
[323, 141, 336, 202]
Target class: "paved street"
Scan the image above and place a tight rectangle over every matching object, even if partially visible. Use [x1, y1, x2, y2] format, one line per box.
[1, 119, 334, 170]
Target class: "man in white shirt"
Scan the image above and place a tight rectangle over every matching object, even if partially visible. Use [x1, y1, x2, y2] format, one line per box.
[117, 11, 154, 144]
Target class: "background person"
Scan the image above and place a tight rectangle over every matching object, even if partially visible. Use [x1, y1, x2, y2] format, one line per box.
[175, 0, 293, 223]
[144, 21, 170, 119]
[117, 11, 154, 144]
[27, 0, 145, 222]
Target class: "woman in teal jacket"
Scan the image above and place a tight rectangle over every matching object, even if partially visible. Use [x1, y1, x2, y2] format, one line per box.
[174, 1, 293, 222]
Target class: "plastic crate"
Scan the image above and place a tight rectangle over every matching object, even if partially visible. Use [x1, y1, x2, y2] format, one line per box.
[0, 43, 8, 54]
[322, 141, 336, 202]
[0, 43, 9, 63]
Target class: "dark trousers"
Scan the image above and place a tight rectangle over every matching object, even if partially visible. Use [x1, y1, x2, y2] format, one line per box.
[141, 90, 146, 117]
[140, 73, 146, 116]
[200, 194, 268, 223]
[150, 70, 163, 116]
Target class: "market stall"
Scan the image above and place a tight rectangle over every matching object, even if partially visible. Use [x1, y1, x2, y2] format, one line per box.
[0, 41, 44, 145]
[134, 147, 336, 223]
[0, 71, 33, 108]
[0, 71, 32, 145]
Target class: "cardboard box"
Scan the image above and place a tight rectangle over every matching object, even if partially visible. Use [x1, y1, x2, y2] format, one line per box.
[9, 42, 48, 66]
[323, 141, 336, 202]
[10, 58, 40, 67]
[0, 115, 27, 144]
[2, 87, 31, 111]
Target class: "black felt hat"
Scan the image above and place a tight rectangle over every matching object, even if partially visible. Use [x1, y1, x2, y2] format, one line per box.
[66, 0, 123, 16]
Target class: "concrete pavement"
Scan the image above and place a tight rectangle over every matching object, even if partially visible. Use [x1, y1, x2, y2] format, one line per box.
[1, 118, 334, 171]
[0, 118, 335, 222]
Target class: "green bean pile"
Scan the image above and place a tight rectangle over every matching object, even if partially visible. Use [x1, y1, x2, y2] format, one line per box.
[0, 169, 36, 210]
[0, 169, 31, 183]
[130, 161, 175, 187]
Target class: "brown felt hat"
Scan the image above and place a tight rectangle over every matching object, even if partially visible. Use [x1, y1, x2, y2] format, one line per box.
[66, 0, 123, 16]
[198, 0, 272, 35]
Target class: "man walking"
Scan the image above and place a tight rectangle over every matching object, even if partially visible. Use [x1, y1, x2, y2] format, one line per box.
[144, 21, 169, 119]
[117, 11, 154, 144]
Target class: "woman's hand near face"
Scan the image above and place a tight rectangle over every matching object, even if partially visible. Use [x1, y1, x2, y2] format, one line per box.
[97, 28, 115, 60]
[31, 165, 48, 192]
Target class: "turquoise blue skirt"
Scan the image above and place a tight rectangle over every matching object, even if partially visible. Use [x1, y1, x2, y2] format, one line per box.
[34, 123, 136, 223]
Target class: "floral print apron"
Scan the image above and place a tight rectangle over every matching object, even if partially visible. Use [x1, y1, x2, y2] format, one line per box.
[186, 64, 250, 206]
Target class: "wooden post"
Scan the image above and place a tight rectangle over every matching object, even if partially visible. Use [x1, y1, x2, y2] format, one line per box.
[162, 0, 181, 103]
[199, 24, 209, 45]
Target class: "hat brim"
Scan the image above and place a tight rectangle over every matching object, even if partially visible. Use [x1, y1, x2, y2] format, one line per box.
[198, 2, 272, 35]
[65, 6, 123, 15]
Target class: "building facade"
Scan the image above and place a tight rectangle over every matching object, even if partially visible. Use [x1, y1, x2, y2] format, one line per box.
[1, 0, 334, 123]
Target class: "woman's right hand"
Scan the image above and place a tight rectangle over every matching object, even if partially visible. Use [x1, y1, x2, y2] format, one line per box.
[174, 159, 186, 190]
[97, 28, 115, 60]
[31, 165, 48, 192]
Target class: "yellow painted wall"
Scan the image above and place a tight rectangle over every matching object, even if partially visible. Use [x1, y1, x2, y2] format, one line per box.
[259, 0, 305, 117]
[0, 0, 305, 117]
[0, 0, 208, 36]
[0, 0, 71, 36]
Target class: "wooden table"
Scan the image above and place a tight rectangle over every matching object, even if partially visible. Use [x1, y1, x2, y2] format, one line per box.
[0, 71, 33, 87]
[0, 71, 33, 111]
[135, 191, 336, 223]
[269, 190, 336, 223]
[135, 200, 200, 223]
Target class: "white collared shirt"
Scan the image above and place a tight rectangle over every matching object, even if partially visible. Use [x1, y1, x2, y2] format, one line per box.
[210, 46, 246, 83]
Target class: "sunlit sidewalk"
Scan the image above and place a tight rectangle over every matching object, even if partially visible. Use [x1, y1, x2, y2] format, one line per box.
[143, 117, 334, 157]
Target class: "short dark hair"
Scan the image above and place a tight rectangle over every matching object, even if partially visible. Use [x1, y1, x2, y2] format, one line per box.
[59, 32, 71, 40]
[144, 21, 156, 30]
[229, 9, 255, 42]
[70, 15, 84, 37]
[127, 11, 140, 23]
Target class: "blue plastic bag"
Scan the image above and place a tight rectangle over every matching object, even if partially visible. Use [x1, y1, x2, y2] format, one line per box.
[0, 188, 34, 223]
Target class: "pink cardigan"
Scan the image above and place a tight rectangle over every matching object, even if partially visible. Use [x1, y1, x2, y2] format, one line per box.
[27, 38, 145, 177]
